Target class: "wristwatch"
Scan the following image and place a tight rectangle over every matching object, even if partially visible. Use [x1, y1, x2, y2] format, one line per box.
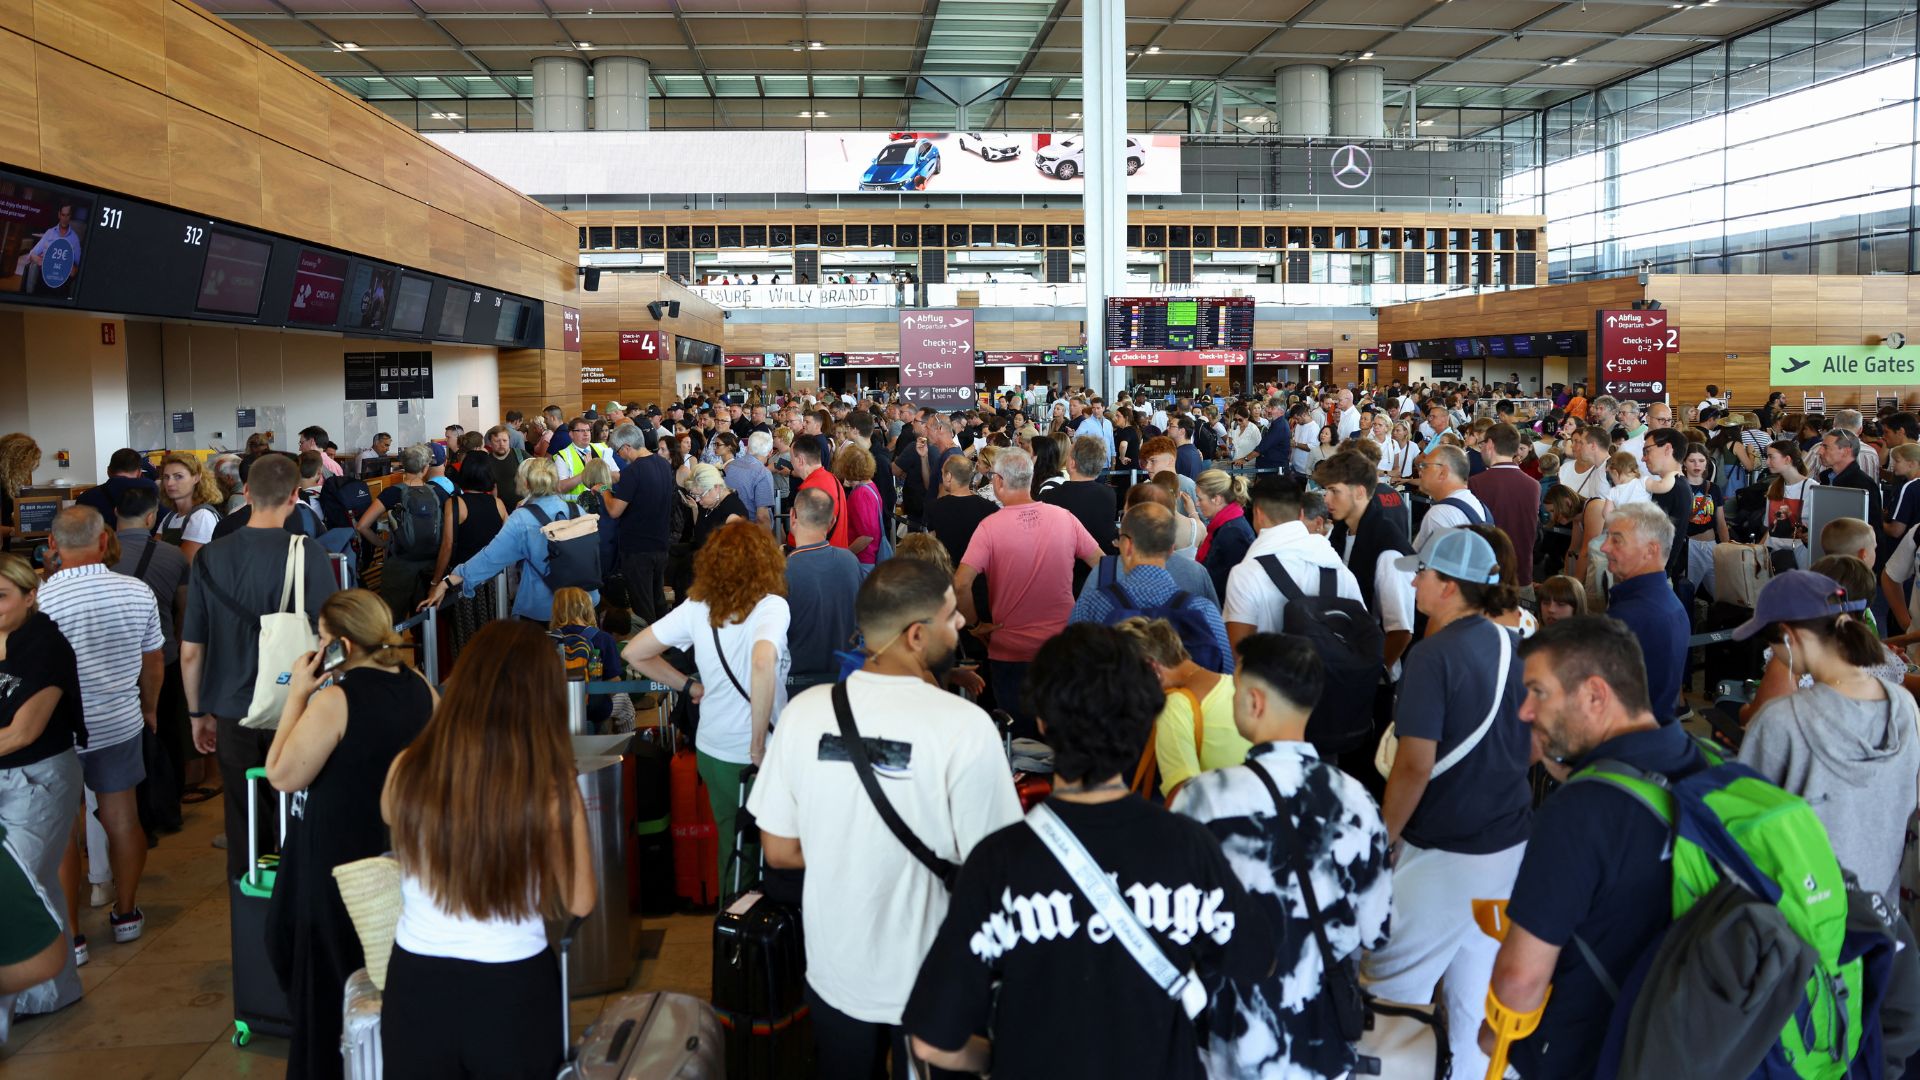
[682, 675, 698, 694]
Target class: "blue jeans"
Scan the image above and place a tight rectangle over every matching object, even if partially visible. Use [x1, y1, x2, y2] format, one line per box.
[990, 660, 1035, 741]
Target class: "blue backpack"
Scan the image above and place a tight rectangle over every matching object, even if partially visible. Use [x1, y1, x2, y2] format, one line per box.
[1095, 557, 1228, 673]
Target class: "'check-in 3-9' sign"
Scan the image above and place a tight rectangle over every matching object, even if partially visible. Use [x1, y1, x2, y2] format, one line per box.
[1596, 309, 1677, 403]
[901, 309, 977, 410]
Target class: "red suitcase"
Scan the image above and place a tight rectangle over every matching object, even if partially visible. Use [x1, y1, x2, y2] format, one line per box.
[669, 749, 719, 906]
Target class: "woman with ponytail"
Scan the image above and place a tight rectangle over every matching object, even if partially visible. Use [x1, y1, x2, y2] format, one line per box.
[263, 588, 436, 1080]
[1194, 468, 1253, 600]
[1733, 569, 1920, 902]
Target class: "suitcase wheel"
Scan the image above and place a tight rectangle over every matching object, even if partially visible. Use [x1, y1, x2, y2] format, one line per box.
[232, 1021, 252, 1047]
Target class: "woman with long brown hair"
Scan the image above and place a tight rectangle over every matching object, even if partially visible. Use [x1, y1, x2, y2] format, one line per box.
[623, 520, 791, 887]
[379, 619, 594, 1076]
[265, 589, 433, 1080]
[0, 434, 41, 555]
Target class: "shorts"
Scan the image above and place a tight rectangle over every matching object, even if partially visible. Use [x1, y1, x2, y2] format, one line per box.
[78, 735, 146, 795]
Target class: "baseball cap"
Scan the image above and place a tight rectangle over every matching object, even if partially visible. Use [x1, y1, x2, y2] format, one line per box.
[1731, 571, 1867, 640]
[1392, 527, 1501, 585]
[427, 442, 447, 466]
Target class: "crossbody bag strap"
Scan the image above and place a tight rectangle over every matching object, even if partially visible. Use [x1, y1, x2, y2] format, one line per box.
[132, 534, 157, 581]
[1025, 803, 1207, 1019]
[710, 624, 751, 701]
[1431, 623, 1513, 779]
[831, 681, 958, 889]
[279, 535, 303, 616]
[1246, 759, 1342, 977]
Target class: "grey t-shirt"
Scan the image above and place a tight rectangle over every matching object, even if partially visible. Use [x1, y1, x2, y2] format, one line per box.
[1739, 680, 1920, 900]
[182, 527, 338, 719]
[782, 542, 863, 685]
[114, 529, 189, 664]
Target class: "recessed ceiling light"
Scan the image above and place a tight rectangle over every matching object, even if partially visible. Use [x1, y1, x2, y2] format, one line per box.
[575, 41, 593, 49]
[1360, 51, 1374, 59]
[335, 41, 360, 51]
[431, 111, 462, 121]
[1562, 57, 1578, 64]
[1146, 45, 1161, 54]
[808, 40, 824, 49]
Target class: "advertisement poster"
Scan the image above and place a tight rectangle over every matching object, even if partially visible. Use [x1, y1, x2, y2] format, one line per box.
[1769, 345, 1919, 386]
[1596, 309, 1675, 402]
[287, 249, 348, 325]
[806, 132, 1182, 195]
[901, 309, 976, 409]
[0, 177, 92, 300]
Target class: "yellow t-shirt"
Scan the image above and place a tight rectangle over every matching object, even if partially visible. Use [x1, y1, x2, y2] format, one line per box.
[1155, 676, 1251, 797]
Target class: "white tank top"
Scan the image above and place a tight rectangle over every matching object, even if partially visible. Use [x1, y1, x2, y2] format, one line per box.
[393, 870, 548, 964]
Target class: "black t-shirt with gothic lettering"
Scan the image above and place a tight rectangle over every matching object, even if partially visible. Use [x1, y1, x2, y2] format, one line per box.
[903, 795, 1272, 1079]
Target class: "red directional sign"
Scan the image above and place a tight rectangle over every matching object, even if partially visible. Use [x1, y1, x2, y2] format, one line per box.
[618, 330, 660, 361]
[1111, 349, 1247, 367]
[901, 309, 975, 407]
[1596, 309, 1676, 403]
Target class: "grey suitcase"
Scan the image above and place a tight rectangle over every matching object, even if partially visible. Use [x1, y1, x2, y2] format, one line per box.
[341, 967, 383, 1079]
[562, 992, 723, 1079]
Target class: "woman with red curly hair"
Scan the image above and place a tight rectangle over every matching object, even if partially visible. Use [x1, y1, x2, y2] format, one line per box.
[622, 520, 791, 886]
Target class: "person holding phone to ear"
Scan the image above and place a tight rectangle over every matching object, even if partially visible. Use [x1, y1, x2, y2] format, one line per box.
[262, 589, 436, 1080]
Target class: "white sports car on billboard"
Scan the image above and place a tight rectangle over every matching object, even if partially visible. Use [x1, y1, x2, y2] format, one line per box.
[957, 132, 1022, 161]
[1034, 134, 1145, 180]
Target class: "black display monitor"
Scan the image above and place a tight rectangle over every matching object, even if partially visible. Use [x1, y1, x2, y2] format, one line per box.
[434, 285, 472, 340]
[195, 231, 273, 317]
[286, 248, 348, 325]
[493, 298, 525, 343]
[0, 171, 95, 306]
[342, 262, 398, 331]
[389, 274, 432, 334]
[1451, 337, 1482, 359]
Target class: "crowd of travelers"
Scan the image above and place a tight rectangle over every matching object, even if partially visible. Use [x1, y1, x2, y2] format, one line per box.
[4, 372, 1920, 1080]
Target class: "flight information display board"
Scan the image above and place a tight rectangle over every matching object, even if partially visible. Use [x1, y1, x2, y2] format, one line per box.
[0, 164, 545, 347]
[1104, 297, 1254, 351]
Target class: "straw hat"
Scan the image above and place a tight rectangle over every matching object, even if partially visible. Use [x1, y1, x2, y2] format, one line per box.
[333, 856, 403, 991]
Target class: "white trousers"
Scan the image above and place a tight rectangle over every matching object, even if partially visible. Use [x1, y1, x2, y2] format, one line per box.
[1359, 839, 1527, 1080]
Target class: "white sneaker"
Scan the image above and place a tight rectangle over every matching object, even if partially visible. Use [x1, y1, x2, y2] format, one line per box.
[90, 881, 114, 908]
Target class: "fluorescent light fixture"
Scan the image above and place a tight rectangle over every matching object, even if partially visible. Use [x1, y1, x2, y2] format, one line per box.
[431, 111, 462, 121]
[809, 40, 824, 49]
[335, 41, 360, 51]
[1145, 45, 1160, 54]
[1360, 51, 1374, 59]
[575, 41, 593, 49]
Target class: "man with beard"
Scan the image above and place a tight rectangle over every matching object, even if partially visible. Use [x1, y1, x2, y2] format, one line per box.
[747, 558, 1022, 1079]
[1484, 616, 1711, 1078]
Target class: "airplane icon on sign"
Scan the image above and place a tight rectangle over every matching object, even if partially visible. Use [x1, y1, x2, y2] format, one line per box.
[1779, 356, 1810, 374]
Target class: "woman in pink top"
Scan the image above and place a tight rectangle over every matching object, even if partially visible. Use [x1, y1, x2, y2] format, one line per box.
[834, 443, 883, 571]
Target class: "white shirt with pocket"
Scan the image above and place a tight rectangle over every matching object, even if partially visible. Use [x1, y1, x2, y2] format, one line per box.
[746, 672, 1024, 1024]
[650, 595, 792, 764]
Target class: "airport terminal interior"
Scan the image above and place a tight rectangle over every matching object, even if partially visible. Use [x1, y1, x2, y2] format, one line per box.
[0, 0, 1917, 1076]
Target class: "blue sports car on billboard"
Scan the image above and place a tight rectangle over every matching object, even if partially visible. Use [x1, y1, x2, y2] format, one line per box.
[860, 139, 942, 191]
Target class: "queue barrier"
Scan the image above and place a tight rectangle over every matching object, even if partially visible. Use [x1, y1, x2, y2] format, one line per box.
[389, 604, 440, 688]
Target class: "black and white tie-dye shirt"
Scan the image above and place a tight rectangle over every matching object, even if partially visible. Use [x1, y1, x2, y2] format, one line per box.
[1172, 740, 1392, 1080]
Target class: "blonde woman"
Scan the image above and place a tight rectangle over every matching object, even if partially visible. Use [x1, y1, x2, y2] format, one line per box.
[687, 463, 747, 550]
[156, 452, 225, 562]
[1385, 421, 1419, 483]
[0, 433, 41, 552]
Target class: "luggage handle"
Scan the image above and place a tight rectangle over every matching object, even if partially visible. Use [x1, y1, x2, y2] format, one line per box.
[242, 766, 289, 890]
[557, 914, 585, 1062]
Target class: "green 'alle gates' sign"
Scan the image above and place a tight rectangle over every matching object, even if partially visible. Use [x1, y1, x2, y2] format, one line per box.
[1769, 346, 1920, 386]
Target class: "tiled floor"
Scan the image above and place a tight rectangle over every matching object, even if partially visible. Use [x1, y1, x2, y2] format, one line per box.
[0, 789, 712, 1079]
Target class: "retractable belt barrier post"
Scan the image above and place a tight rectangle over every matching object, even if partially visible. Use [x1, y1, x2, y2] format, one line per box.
[390, 605, 441, 687]
[493, 570, 512, 621]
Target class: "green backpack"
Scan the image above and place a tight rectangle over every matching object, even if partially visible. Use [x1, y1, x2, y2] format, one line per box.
[1571, 744, 1874, 1079]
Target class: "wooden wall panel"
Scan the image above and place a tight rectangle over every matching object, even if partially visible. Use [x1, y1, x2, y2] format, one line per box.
[167, 102, 262, 229]
[163, 2, 258, 130]
[35, 0, 167, 93]
[33, 43, 170, 203]
[0, 31, 36, 172]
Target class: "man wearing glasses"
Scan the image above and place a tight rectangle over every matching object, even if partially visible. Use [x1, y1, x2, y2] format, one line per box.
[553, 416, 612, 500]
[1411, 445, 1489, 551]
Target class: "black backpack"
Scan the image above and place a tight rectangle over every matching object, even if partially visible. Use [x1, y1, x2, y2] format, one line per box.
[1257, 557, 1383, 757]
[1093, 558, 1229, 674]
[385, 484, 442, 560]
[526, 503, 603, 592]
[318, 475, 372, 532]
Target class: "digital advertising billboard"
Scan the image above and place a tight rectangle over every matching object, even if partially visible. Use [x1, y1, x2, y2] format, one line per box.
[806, 132, 1182, 195]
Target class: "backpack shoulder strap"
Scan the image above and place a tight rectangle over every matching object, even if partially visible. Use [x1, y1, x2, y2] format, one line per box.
[132, 534, 157, 581]
[1172, 687, 1205, 762]
[525, 503, 551, 527]
[1258, 554, 1307, 604]
[1439, 495, 1487, 526]
[831, 681, 958, 889]
[1317, 566, 1337, 598]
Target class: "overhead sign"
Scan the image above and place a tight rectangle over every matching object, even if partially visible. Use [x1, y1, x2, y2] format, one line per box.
[690, 283, 897, 309]
[1252, 349, 1333, 365]
[979, 351, 1044, 366]
[1330, 144, 1373, 190]
[1596, 309, 1675, 402]
[1433, 360, 1465, 380]
[900, 385, 978, 410]
[900, 308, 975, 404]
[618, 330, 660, 361]
[805, 132, 1183, 195]
[1110, 349, 1246, 367]
[1769, 345, 1920, 386]
[561, 307, 581, 351]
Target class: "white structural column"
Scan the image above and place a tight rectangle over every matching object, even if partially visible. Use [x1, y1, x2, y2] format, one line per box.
[1081, 0, 1126, 400]
[1333, 65, 1386, 138]
[592, 56, 651, 131]
[1276, 64, 1331, 137]
[532, 56, 589, 132]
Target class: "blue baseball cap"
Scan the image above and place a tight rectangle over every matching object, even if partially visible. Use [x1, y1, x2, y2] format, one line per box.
[1393, 527, 1501, 585]
[1732, 571, 1867, 640]
[428, 442, 447, 466]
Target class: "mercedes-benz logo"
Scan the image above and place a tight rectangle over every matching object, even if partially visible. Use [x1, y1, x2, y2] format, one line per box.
[1331, 144, 1373, 189]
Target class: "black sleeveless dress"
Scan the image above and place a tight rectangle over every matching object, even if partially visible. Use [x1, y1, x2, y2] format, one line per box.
[449, 494, 505, 654]
[267, 665, 433, 1080]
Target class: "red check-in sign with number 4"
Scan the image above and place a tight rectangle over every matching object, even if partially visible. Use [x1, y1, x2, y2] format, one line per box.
[619, 330, 660, 361]
[1597, 309, 1678, 403]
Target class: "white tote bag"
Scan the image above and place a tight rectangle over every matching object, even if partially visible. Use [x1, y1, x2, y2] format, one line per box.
[238, 536, 319, 730]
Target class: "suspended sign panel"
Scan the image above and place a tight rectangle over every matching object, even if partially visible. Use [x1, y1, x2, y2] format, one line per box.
[805, 132, 1182, 195]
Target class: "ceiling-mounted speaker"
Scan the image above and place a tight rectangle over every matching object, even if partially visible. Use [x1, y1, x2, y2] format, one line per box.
[647, 300, 665, 319]
[668, 300, 681, 318]
[582, 266, 601, 292]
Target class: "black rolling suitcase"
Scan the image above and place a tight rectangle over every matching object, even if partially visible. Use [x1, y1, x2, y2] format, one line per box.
[711, 767, 810, 1078]
[229, 766, 292, 1047]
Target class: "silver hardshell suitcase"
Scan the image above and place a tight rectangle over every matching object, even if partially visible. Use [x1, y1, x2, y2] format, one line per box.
[341, 967, 383, 1079]
[561, 992, 723, 1079]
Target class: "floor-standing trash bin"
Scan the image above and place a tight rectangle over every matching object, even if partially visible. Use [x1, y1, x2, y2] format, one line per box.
[555, 733, 635, 997]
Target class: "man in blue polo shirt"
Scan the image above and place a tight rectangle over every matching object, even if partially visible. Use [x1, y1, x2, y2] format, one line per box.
[1596, 502, 1688, 723]
[1485, 615, 1708, 1078]
[1239, 397, 1291, 476]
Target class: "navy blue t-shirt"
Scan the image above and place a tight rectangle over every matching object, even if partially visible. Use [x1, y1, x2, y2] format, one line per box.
[1604, 573, 1689, 723]
[1394, 616, 1532, 853]
[1255, 418, 1291, 471]
[1175, 443, 1205, 483]
[610, 453, 674, 554]
[1506, 722, 1708, 1080]
[75, 476, 158, 522]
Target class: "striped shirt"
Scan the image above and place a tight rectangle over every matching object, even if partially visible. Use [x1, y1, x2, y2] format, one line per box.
[39, 563, 163, 750]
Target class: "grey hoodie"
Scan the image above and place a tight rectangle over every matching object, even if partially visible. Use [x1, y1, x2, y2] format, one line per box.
[1739, 679, 1920, 900]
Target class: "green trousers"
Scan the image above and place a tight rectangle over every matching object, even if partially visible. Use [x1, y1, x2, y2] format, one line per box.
[697, 751, 758, 896]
